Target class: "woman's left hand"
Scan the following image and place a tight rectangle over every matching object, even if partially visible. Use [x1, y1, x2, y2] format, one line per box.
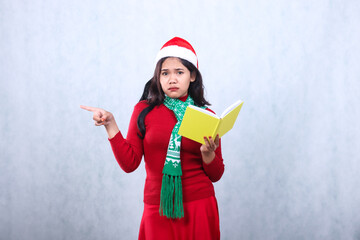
[200, 134, 220, 164]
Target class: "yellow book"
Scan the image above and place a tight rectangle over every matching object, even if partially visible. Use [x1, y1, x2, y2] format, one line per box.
[178, 99, 244, 145]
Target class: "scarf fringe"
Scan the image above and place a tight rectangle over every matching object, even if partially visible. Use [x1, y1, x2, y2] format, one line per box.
[159, 174, 184, 219]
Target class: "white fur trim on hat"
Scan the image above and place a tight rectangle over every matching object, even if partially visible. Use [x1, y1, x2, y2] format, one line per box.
[155, 45, 198, 68]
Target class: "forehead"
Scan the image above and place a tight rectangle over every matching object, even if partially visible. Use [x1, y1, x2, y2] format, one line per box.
[161, 57, 185, 69]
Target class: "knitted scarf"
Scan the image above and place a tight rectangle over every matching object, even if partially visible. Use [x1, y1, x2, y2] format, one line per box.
[159, 95, 194, 219]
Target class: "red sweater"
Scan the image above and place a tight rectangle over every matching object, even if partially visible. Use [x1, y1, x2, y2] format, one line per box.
[109, 96, 225, 205]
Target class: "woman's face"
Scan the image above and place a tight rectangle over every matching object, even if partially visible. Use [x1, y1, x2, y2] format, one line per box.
[159, 57, 195, 99]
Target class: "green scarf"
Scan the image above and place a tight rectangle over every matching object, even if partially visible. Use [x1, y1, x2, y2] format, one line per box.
[160, 95, 194, 219]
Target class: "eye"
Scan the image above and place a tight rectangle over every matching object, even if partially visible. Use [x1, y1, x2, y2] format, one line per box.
[161, 72, 168, 76]
[177, 71, 184, 75]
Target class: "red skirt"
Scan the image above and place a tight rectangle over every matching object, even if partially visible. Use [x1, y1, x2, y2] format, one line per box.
[138, 196, 220, 240]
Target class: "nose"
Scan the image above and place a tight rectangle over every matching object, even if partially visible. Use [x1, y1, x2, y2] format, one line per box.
[169, 73, 177, 84]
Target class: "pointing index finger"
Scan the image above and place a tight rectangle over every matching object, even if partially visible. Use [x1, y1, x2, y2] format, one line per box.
[80, 105, 97, 112]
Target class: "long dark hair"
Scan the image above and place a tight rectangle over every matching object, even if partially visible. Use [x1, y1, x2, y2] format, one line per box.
[137, 57, 210, 139]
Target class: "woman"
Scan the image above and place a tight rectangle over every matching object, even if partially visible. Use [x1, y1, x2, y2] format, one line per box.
[81, 37, 224, 240]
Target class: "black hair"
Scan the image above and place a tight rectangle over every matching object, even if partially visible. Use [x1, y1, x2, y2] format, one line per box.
[137, 57, 210, 139]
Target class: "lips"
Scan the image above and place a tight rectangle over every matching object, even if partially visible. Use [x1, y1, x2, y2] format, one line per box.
[168, 87, 179, 91]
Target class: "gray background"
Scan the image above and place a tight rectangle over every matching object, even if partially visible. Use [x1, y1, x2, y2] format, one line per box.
[1, 0, 360, 239]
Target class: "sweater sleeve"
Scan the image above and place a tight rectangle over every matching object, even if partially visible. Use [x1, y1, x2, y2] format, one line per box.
[202, 138, 224, 182]
[108, 102, 146, 173]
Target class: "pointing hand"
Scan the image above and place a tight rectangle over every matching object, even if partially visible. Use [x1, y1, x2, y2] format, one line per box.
[80, 105, 114, 126]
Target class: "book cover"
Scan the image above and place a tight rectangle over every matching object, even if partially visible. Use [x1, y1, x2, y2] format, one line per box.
[178, 100, 244, 144]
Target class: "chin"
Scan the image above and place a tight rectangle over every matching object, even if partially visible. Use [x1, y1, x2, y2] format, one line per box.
[165, 92, 182, 99]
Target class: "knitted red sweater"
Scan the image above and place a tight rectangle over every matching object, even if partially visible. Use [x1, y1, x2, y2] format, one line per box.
[109, 97, 225, 205]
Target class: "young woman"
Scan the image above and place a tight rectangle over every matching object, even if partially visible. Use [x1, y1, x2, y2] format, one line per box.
[81, 37, 224, 240]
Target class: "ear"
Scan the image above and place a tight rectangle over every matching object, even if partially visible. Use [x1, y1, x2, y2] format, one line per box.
[190, 71, 196, 82]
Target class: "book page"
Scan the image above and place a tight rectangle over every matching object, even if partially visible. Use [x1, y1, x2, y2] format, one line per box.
[188, 105, 219, 119]
[217, 100, 243, 137]
[220, 99, 244, 118]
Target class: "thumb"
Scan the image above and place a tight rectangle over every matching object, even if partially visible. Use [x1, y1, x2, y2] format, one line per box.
[101, 112, 113, 122]
[214, 134, 220, 146]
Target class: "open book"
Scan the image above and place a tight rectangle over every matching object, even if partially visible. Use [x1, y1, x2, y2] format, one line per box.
[178, 99, 244, 144]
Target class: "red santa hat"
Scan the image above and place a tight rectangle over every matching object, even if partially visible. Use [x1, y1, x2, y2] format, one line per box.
[155, 37, 198, 68]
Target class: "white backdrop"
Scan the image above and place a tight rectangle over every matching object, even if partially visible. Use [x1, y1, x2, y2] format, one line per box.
[1, 0, 360, 239]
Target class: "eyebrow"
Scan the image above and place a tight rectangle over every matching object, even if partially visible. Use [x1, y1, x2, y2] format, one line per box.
[161, 68, 185, 71]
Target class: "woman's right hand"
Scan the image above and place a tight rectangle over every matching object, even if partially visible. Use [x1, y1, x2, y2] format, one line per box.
[80, 105, 114, 126]
[80, 105, 119, 138]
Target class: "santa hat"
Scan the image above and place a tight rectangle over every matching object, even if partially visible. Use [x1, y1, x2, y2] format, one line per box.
[155, 37, 198, 68]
